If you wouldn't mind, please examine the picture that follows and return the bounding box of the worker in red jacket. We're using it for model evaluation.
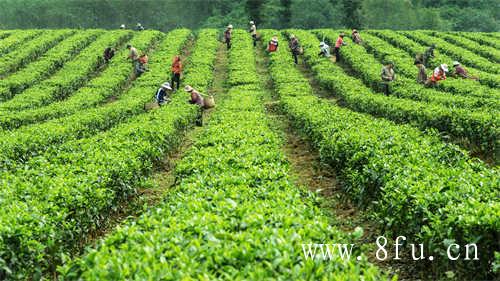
[334,32,347,62]
[426,64,448,87]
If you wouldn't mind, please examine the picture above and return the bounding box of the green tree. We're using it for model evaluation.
[260,0,287,28]
[289,0,341,29]
[246,0,265,24]
[342,0,363,28]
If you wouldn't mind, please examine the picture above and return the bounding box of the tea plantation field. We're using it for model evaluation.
[0,28,498,280]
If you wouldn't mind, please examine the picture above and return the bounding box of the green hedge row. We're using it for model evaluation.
[60,29,388,281]
[369,30,500,89]
[302,30,498,156]
[0,30,11,40]
[334,30,500,110]
[460,32,500,50]
[261,29,499,278]
[0,30,132,113]
[0,30,42,54]
[0,29,198,279]
[0,31,165,168]
[401,31,500,87]
[0,30,73,76]
[0,30,102,100]
[0,31,164,131]
[431,32,500,63]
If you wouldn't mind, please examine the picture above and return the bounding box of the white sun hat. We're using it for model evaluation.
[184,85,194,92]
[228,24,233,29]
[250,21,254,24]
[441,64,449,72]
[452,61,460,66]
[161,82,172,90]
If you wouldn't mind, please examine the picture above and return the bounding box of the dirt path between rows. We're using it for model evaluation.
[53,40,230,280]
[253,42,425,280]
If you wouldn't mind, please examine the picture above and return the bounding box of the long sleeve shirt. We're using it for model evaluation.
[381,66,395,82]
[417,65,427,84]
[289,39,300,53]
[320,44,330,57]
[224,30,232,40]
[335,37,345,48]
[171,58,182,74]
[431,67,446,81]
[352,33,362,44]
[455,66,468,78]
[249,25,256,35]
[190,90,204,107]
[128,47,138,61]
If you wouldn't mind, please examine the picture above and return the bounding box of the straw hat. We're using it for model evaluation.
[441,64,449,72]
[184,85,194,92]
[452,61,460,66]
[161,82,172,90]
[227,24,233,29]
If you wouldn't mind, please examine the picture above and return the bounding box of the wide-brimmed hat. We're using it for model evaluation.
[452,61,460,66]
[441,64,449,72]
[319,41,325,47]
[161,82,172,90]
[352,29,358,33]
[184,85,194,92]
[227,24,233,29]
[120,24,125,28]
[249,21,254,25]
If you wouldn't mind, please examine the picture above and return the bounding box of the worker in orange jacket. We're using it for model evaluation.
[426,64,448,87]
[171,55,182,91]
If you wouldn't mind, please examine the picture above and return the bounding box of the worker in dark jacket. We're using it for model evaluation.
[415,60,427,84]
[352,29,362,44]
[452,61,478,80]
[224,25,233,50]
[381,61,395,95]
[103,47,115,63]
[185,85,204,126]
[423,44,436,67]
[155,82,173,106]
[289,35,300,64]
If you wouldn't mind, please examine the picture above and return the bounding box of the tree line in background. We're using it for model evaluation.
[0,0,498,32]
